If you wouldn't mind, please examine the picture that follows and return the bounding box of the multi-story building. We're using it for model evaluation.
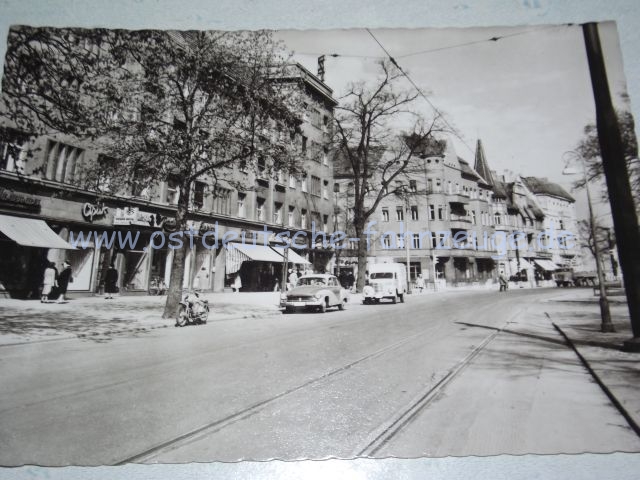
[0,62,337,298]
[333,137,503,288]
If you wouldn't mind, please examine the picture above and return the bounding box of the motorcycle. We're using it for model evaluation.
[148,276,167,296]
[175,290,209,327]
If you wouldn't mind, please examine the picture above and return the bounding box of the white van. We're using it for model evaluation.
[363,263,408,304]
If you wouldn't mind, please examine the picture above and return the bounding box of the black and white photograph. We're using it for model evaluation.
[0,4,640,474]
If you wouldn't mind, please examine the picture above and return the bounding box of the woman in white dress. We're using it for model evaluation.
[41,262,57,303]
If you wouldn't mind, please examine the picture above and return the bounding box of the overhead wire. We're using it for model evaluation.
[365,28,475,155]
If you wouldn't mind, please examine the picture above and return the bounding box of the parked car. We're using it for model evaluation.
[363,263,408,304]
[281,274,349,313]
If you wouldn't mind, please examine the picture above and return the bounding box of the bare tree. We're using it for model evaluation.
[575,109,640,214]
[332,60,444,292]
[1,26,305,318]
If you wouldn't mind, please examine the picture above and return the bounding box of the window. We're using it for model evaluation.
[448,181,452,194]
[273,202,282,224]
[257,156,267,179]
[301,175,308,193]
[288,206,295,227]
[211,187,231,215]
[193,181,206,210]
[409,180,417,193]
[166,176,181,204]
[45,140,84,183]
[289,174,296,188]
[494,212,501,225]
[237,193,246,218]
[427,178,433,192]
[383,235,392,248]
[323,180,329,199]
[0,131,26,173]
[256,197,266,221]
[323,215,329,232]
[412,233,421,249]
[435,179,442,192]
[301,209,308,229]
[410,205,419,221]
[397,234,405,249]
[382,208,390,222]
[455,183,460,193]
[322,147,329,166]
[471,210,477,225]
[437,205,445,221]
[429,205,435,220]
[396,207,404,221]
[301,135,308,155]
[93,155,116,193]
[310,175,322,197]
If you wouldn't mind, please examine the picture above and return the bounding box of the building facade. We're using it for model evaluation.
[0,63,337,298]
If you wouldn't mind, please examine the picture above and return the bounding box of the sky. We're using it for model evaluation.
[274,22,629,213]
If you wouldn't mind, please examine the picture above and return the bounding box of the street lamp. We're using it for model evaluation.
[422,158,438,291]
[562,151,614,333]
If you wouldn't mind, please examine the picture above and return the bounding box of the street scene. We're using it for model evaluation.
[0,21,639,467]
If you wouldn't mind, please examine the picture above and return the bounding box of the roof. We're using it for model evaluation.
[492,180,509,199]
[458,157,491,187]
[522,176,575,202]
[474,139,494,186]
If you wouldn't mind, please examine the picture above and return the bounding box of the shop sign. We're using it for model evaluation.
[82,202,109,222]
[113,207,171,228]
[0,188,41,211]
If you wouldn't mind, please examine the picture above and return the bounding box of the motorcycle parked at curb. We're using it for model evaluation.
[175,290,209,327]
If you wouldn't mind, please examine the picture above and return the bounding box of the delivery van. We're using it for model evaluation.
[363,263,408,304]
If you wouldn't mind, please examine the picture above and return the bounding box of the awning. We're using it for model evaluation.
[0,214,76,249]
[509,258,533,273]
[233,243,285,263]
[534,259,560,271]
[271,246,311,265]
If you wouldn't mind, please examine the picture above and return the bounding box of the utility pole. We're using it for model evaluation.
[583,23,640,350]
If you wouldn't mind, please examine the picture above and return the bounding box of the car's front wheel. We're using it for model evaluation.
[338,299,346,310]
[318,300,327,313]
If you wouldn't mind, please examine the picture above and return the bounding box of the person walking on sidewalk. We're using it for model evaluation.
[498,271,508,292]
[41,262,57,303]
[104,264,119,299]
[56,261,73,303]
[416,273,425,293]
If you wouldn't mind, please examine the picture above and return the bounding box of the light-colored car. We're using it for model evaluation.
[281,274,349,313]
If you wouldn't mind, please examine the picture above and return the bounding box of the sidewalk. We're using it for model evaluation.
[543,288,640,435]
[0,292,282,346]
[380,289,640,456]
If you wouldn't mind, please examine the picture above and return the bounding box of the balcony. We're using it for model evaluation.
[448,193,470,205]
[449,215,471,230]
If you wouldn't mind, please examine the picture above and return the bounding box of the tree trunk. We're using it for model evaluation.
[355,227,368,293]
[162,182,191,320]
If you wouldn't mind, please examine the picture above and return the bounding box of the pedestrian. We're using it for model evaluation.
[195,267,208,292]
[233,273,242,293]
[56,261,73,303]
[498,271,508,292]
[416,273,425,293]
[104,263,119,299]
[41,261,57,303]
[346,271,355,291]
[288,269,298,291]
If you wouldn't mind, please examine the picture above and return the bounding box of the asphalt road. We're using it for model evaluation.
[1,287,637,465]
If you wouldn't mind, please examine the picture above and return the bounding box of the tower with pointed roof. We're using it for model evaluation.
[474,139,494,187]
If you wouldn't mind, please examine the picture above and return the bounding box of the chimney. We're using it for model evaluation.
[317,55,325,82]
